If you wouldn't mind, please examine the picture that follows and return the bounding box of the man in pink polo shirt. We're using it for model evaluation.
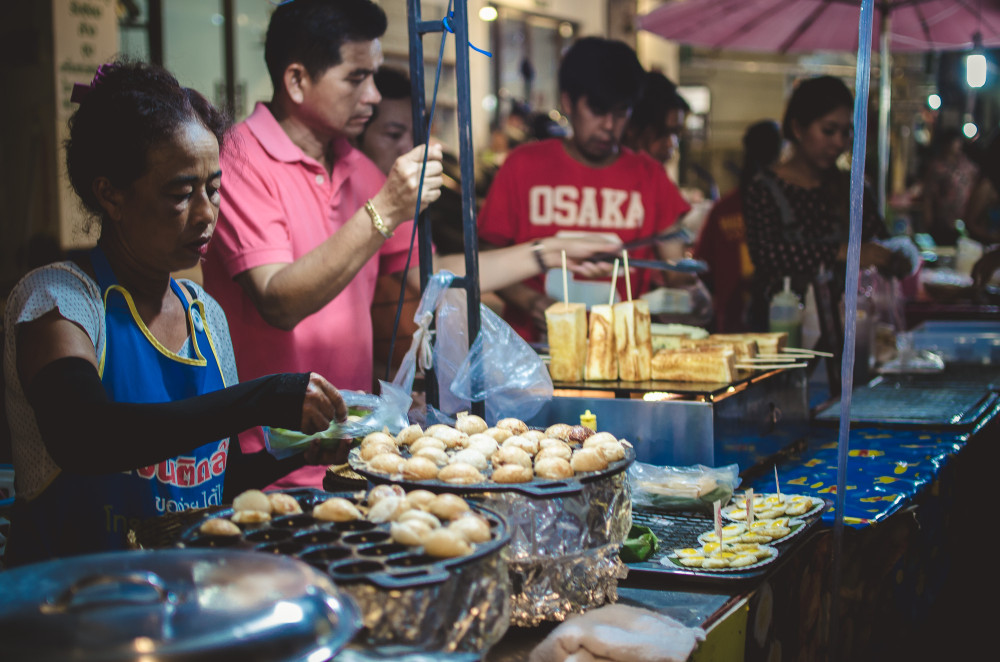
[202,0,444,489]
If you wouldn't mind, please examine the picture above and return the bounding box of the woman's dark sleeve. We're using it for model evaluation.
[25,356,309,474]
[222,435,308,502]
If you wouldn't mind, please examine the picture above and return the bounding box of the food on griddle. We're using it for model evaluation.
[357,420,630,485]
[570,447,608,472]
[545,302,588,382]
[483,426,513,443]
[410,436,447,453]
[567,425,594,444]
[503,434,539,456]
[466,433,500,458]
[268,492,303,515]
[368,452,406,475]
[544,423,574,440]
[231,509,270,524]
[396,423,424,446]
[491,463,534,483]
[429,425,469,449]
[232,488,271,513]
[650,347,737,383]
[449,448,490,472]
[427,493,471,520]
[404,489,437,509]
[492,445,533,469]
[533,456,574,479]
[495,417,529,435]
[710,332,787,355]
[454,412,488,435]
[535,441,573,462]
[367,495,411,523]
[200,518,242,536]
[449,513,492,543]
[413,447,450,467]
[422,528,474,558]
[585,303,617,380]
[401,456,440,481]
[313,497,363,522]
[397,508,442,530]
[613,300,652,381]
[437,461,485,485]
[367,483,406,506]
[360,439,399,461]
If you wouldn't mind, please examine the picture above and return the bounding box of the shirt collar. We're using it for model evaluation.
[245,102,360,169]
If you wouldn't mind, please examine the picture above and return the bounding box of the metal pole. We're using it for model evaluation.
[878,11,891,218]
[450,2,485,418]
[406,1,485,418]
[406,0,439,411]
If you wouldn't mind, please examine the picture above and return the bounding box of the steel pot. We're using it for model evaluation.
[0,548,361,661]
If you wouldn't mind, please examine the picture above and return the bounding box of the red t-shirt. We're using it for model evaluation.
[477,139,690,341]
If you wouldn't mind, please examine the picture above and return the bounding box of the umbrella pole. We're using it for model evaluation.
[878,12,892,218]
[831,0,875,659]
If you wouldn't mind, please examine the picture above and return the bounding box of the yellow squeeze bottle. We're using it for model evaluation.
[580,409,597,430]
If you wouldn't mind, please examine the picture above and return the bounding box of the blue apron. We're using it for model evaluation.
[8,247,229,563]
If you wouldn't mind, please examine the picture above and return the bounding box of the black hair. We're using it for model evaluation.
[781,75,854,143]
[65,59,229,222]
[359,66,412,142]
[741,119,783,188]
[265,0,387,94]
[626,71,690,136]
[558,37,645,114]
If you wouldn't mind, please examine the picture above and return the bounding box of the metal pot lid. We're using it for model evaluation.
[0,548,362,662]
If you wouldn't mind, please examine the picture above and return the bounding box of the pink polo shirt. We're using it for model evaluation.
[203,102,417,489]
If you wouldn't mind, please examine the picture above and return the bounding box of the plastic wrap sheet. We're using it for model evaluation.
[480,471,632,626]
[340,546,511,654]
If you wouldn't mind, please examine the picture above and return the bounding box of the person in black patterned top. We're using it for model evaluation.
[742,76,895,332]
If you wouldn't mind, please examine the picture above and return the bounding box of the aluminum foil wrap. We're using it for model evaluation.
[340,545,511,654]
[479,470,632,626]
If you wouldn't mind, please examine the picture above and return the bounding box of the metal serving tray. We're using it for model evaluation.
[624,503,824,584]
[529,368,810,470]
[176,488,509,590]
[814,372,1000,429]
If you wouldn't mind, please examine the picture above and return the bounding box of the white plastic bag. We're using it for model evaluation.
[393,271,553,425]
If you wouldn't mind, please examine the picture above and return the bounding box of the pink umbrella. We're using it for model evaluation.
[638,0,1000,54]
[639,0,1000,212]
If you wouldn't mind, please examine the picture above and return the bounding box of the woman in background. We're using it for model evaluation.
[742,76,897,334]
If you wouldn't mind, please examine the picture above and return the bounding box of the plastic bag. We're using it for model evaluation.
[628,462,740,514]
[264,380,412,460]
[448,294,553,425]
[394,271,553,425]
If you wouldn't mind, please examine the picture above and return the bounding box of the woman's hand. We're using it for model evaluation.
[300,373,347,434]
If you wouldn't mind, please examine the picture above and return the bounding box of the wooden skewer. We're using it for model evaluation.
[736,362,809,370]
[623,249,632,302]
[608,258,620,307]
[782,347,834,357]
[561,249,569,307]
[744,356,800,362]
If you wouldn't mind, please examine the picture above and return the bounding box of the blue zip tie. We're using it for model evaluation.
[442,11,492,57]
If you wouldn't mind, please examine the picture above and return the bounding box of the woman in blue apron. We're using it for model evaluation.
[3,61,348,566]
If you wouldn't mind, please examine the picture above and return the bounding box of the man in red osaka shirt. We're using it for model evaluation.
[477,37,690,343]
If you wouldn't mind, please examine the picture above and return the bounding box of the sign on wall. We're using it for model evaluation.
[53,0,118,249]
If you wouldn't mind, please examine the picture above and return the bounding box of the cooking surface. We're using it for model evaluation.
[814,370,1000,428]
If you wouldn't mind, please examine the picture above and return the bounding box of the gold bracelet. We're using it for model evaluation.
[531,240,548,274]
[365,199,393,239]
